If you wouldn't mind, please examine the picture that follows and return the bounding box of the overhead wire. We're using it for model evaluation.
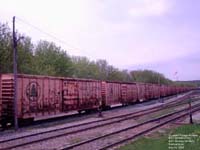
[15,16,92,56]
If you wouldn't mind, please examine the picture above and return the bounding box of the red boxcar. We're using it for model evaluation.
[8,74,63,120]
[149,84,155,99]
[121,83,138,104]
[153,84,160,98]
[137,83,146,102]
[103,81,122,106]
[0,74,102,126]
[160,85,164,97]
[0,73,193,127]
[62,79,101,112]
[145,84,153,100]
[0,74,15,125]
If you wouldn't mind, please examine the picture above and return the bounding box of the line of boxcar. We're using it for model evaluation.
[0,73,194,127]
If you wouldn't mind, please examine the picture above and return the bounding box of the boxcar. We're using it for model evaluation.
[145,84,152,100]
[103,81,122,107]
[4,74,63,121]
[0,74,15,125]
[160,85,166,97]
[149,84,155,99]
[0,74,102,126]
[121,83,138,104]
[62,79,101,113]
[137,83,146,102]
[153,84,160,99]
[0,73,193,127]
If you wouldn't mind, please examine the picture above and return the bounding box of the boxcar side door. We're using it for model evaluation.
[62,80,79,112]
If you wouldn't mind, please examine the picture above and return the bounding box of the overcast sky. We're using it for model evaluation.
[0,0,199,80]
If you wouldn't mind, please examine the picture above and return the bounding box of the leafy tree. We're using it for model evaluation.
[34,40,73,76]
[130,70,173,85]
[17,35,35,74]
[0,21,195,87]
[0,23,13,73]
[71,56,99,79]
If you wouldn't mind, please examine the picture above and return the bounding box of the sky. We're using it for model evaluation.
[0,0,199,81]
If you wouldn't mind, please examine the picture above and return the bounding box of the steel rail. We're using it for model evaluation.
[99,106,200,150]
[0,94,194,149]
[0,93,190,144]
[61,102,200,150]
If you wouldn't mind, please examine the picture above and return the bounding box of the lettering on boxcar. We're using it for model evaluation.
[26,81,41,101]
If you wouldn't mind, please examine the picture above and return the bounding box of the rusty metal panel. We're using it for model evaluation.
[149,84,155,99]
[160,85,166,97]
[153,85,160,98]
[144,83,155,100]
[121,84,127,104]
[137,83,146,102]
[145,84,151,100]
[166,86,171,96]
[121,84,137,103]
[105,82,121,106]
[172,86,176,95]
[17,75,62,119]
[1,74,14,125]
[165,86,169,96]
[101,82,106,107]
[62,80,79,111]
[62,79,101,112]
[78,81,101,110]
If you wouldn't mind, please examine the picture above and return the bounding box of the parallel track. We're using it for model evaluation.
[61,102,200,150]
[0,92,195,150]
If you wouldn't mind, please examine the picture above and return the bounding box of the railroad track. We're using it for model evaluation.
[60,102,200,150]
[0,92,196,150]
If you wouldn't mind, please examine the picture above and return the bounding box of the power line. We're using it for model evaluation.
[15,16,91,55]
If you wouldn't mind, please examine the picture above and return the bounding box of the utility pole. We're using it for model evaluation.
[13,16,18,130]
[188,97,193,124]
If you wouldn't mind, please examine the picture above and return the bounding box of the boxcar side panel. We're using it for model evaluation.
[137,83,146,102]
[105,82,121,106]
[62,80,79,112]
[145,84,150,100]
[18,75,62,119]
[1,74,14,125]
[122,84,138,104]
[78,81,101,110]
[153,85,160,98]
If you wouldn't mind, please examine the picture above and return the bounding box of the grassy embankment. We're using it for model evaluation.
[119,124,200,150]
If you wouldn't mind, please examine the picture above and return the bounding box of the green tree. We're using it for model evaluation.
[0,23,13,73]
[71,56,99,79]
[17,35,35,74]
[34,40,73,76]
[130,70,173,85]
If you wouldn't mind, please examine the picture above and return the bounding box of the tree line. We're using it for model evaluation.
[0,22,195,86]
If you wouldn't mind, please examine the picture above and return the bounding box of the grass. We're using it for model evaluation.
[119,124,200,150]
